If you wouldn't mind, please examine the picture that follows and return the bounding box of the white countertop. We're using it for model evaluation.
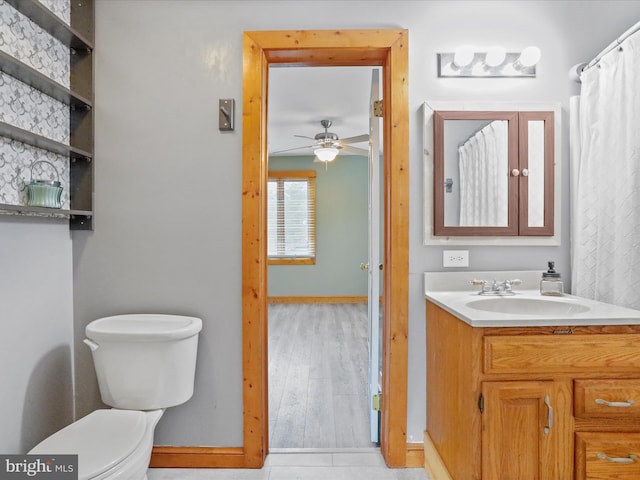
[424,271,640,327]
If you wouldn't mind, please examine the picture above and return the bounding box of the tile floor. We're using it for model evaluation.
[148,449,431,480]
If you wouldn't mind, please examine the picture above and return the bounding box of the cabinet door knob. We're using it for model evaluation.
[511,168,520,177]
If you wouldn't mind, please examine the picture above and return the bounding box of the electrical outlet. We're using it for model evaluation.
[443,250,469,268]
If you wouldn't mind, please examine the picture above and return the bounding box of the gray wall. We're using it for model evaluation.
[268,155,368,297]
[67,0,640,447]
[0,218,74,453]
[0,1,75,454]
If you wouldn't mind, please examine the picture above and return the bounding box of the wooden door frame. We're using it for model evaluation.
[241,29,409,467]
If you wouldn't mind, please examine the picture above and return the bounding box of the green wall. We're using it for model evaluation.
[268,155,368,297]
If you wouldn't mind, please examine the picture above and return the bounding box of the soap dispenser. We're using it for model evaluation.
[540,261,563,296]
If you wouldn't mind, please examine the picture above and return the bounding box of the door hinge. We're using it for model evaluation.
[478,393,484,413]
[373,100,383,117]
[372,393,382,411]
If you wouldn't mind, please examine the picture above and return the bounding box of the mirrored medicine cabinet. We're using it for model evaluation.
[423,102,560,246]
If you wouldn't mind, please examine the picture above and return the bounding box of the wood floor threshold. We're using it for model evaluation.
[269,447,381,454]
[268,295,367,304]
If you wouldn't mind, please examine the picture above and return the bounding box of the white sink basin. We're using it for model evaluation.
[424,271,640,327]
[466,297,591,316]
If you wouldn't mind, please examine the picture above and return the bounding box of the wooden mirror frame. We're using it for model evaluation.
[433,110,554,237]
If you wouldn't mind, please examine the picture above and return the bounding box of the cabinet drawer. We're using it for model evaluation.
[484,334,640,374]
[575,379,640,418]
[576,432,640,480]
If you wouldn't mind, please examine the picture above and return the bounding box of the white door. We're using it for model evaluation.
[367,68,382,444]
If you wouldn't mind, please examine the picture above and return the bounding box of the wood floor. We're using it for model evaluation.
[268,303,375,449]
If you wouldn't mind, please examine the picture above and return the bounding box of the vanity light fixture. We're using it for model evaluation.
[438,45,541,77]
[314,146,339,162]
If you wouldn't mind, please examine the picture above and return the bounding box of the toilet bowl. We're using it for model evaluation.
[28,314,202,480]
[29,409,162,480]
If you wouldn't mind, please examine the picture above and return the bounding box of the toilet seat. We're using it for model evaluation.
[29,409,146,480]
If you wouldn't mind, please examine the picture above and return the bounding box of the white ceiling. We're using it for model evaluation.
[267,66,376,156]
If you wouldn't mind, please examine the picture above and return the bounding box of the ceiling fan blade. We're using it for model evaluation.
[340,145,369,155]
[270,144,315,155]
[339,134,369,145]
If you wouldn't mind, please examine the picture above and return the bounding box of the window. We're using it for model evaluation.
[267,170,316,265]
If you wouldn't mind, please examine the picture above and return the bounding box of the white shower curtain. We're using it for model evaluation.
[459,121,508,226]
[572,30,640,309]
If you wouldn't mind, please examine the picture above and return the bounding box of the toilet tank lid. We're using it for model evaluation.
[28,409,146,479]
[86,314,202,342]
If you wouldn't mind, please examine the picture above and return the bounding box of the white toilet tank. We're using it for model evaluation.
[85,314,202,410]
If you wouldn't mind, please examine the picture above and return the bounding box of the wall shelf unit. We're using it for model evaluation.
[0,0,94,230]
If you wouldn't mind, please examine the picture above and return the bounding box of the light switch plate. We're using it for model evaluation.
[443,250,469,268]
[219,99,235,131]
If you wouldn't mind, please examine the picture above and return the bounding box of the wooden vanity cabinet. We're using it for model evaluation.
[425,301,640,480]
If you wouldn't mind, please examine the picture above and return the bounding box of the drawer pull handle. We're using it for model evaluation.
[544,395,553,435]
[595,398,635,408]
[596,453,638,464]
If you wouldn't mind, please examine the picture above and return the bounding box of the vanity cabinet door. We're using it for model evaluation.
[482,381,561,480]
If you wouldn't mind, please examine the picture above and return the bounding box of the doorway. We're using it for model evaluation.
[241,29,409,467]
[266,65,375,449]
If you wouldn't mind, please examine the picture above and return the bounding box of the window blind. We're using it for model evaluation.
[267,170,316,264]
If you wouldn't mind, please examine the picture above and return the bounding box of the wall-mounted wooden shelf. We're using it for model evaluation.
[4,0,93,51]
[0,0,94,230]
[0,203,93,229]
[0,121,92,161]
[0,50,92,109]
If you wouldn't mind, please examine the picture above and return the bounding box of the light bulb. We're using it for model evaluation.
[485,46,506,68]
[453,46,475,68]
[518,46,541,67]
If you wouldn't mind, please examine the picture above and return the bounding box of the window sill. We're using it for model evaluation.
[268,257,316,266]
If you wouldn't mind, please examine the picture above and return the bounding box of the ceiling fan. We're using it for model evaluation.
[272,119,369,162]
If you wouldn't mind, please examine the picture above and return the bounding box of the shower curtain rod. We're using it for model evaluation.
[581,20,640,74]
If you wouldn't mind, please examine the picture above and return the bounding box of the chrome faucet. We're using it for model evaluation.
[471,278,522,295]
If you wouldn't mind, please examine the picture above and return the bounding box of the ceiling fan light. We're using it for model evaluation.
[314,147,339,162]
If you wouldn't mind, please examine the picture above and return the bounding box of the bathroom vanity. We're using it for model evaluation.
[424,271,640,480]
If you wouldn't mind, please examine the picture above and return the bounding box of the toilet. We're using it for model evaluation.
[29,314,202,480]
